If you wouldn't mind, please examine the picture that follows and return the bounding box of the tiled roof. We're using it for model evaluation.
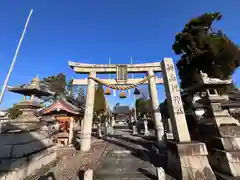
[41,99,84,115]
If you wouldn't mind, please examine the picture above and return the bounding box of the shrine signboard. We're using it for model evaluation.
[116,65,128,81]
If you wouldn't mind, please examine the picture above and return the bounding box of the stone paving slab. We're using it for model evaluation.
[94,130,156,180]
[94,129,177,180]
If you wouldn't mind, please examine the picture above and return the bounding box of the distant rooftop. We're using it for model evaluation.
[113,106,130,115]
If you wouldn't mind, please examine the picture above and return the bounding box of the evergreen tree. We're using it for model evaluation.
[66,79,74,96]
[172,12,240,92]
[41,73,67,104]
[66,79,79,98]
[135,98,151,117]
[93,85,106,115]
[77,87,85,104]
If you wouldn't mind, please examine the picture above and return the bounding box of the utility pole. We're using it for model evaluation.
[0,9,33,104]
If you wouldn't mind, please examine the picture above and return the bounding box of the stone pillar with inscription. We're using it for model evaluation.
[161,58,216,180]
[148,69,164,141]
[68,117,74,146]
[80,72,96,152]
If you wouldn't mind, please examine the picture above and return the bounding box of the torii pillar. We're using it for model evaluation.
[148,69,164,142]
[80,72,96,152]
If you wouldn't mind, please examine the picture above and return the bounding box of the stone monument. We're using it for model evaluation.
[161,58,215,180]
[188,72,240,178]
[6,75,54,131]
[0,76,57,180]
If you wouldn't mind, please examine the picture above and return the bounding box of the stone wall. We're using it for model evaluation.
[0,131,58,180]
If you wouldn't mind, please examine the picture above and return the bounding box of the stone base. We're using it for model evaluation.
[144,130,150,136]
[56,146,76,157]
[214,171,240,180]
[198,124,240,177]
[198,124,240,139]
[132,126,137,135]
[165,132,174,140]
[0,146,57,180]
[208,137,240,151]
[2,121,43,132]
[209,149,240,177]
[166,141,216,180]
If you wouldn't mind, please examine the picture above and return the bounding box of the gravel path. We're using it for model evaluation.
[26,128,176,180]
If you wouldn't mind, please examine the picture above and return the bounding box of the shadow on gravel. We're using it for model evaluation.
[38,172,56,180]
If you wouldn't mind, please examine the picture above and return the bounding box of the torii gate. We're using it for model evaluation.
[68,57,191,151]
[68,58,215,180]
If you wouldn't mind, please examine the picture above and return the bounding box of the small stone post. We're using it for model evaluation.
[97,122,102,138]
[79,166,93,180]
[156,167,166,180]
[68,117,74,145]
[144,120,149,135]
[103,120,108,139]
[80,72,96,152]
[148,69,164,141]
[84,169,93,180]
[111,116,115,127]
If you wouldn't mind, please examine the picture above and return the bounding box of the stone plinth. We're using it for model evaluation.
[1,100,43,132]
[0,147,57,180]
[201,127,240,176]
[196,93,240,177]
[209,149,240,177]
[0,130,57,180]
[0,131,53,159]
[15,100,41,121]
[1,121,42,132]
[166,141,216,180]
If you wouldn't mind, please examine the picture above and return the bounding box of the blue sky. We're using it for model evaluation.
[0,0,239,109]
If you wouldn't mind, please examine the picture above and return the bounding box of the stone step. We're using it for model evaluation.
[214,171,236,180]
[99,159,150,168]
[96,162,153,174]
[94,176,150,180]
[94,172,151,179]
